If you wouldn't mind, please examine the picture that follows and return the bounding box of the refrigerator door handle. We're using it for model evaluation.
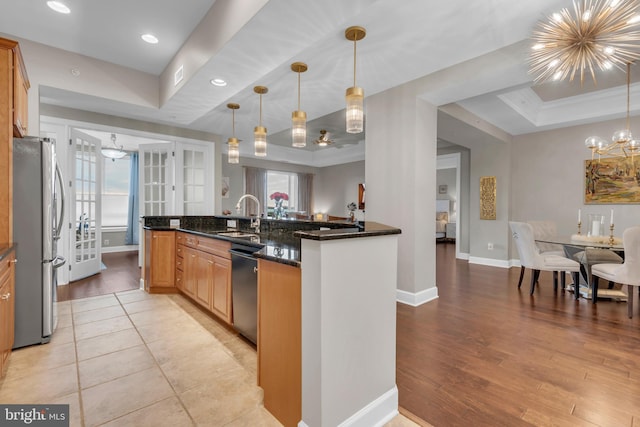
[55,163,65,239]
[52,255,66,270]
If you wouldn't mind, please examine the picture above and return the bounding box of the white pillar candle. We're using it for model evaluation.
[610,208,614,226]
[592,220,600,236]
[578,209,581,223]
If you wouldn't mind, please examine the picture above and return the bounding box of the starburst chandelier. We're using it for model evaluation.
[529,0,640,84]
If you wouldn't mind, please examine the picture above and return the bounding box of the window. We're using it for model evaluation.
[102,156,130,227]
[266,171,298,214]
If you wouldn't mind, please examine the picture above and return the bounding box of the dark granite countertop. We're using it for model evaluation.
[143,217,400,267]
[294,221,401,241]
[143,225,301,267]
[0,243,16,261]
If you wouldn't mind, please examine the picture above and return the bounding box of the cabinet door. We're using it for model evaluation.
[194,252,213,308]
[0,251,15,378]
[211,256,232,324]
[12,45,29,138]
[150,231,175,288]
[181,247,197,298]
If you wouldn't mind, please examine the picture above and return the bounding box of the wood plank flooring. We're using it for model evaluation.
[57,251,140,301]
[397,242,640,427]
[58,245,640,426]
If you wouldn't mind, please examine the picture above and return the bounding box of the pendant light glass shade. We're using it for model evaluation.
[292,110,307,147]
[291,62,308,147]
[253,86,268,157]
[228,137,240,164]
[345,26,366,134]
[345,86,364,134]
[101,133,126,159]
[254,126,267,157]
[226,103,240,164]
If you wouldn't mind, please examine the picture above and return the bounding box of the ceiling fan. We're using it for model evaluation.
[314,129,334,147]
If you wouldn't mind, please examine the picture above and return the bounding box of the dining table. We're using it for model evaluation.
[535,235,626,301]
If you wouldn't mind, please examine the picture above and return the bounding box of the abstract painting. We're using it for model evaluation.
[584,158,640,204]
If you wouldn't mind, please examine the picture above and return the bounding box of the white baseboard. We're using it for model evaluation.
[102,245,139,254]
[298,386,398,427]
[396,287,438,307]
[468,256,510,268]
[457,252,470,260]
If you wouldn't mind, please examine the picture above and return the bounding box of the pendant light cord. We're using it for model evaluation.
[297,71,301,110]
[627,62,631,131]
[259,94,263,126]
[353,38,357,87]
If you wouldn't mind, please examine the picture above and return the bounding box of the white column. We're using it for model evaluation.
[365,86,438,305]
[300,234,399,427]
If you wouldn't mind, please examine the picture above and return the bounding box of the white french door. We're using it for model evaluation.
[69,129,102,281]
[139,143,175,216]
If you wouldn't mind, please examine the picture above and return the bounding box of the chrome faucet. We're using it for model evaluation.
[236,194,261,233]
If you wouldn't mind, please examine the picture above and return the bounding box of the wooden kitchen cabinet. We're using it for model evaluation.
[257,259,301,427]
[143,230,176,293]
[210,255,231,323]
[175,232,232,325]
[0,249,16,378]
[1,37,29,244]
[12,44,28,138]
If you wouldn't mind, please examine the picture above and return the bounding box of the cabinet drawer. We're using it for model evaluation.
[196,236,231,259]
[176,244,185,262]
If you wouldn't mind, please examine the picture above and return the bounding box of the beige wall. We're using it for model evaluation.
[510,116,640,258]
[314,161,365,220]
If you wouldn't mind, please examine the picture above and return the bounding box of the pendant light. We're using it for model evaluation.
[226,103,240,164]
[101,133,127,160]
[254,86,268,157]
[345,26,366,134]
[291,62,308,147]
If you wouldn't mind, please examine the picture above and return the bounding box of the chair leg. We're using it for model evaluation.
[628,285,634,319]
[518,266,525,289]
[592,276,599,304]
[553,271,558,291]
[560,271,566,293]
[534,269,541,284]
[530,270,538,295]
[573,272,580,300]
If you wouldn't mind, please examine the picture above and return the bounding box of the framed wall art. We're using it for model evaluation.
[585,158,640,204]
[480,176,496,220]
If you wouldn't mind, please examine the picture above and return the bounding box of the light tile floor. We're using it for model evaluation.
[0,289,422,426]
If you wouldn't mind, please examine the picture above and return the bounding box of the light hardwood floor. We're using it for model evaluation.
[397,242,640,427]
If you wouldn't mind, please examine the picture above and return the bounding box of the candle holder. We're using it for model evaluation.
[577,221,582,235]
[609,224,615,246]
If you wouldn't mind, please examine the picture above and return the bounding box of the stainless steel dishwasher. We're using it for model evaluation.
[229,243,262,344]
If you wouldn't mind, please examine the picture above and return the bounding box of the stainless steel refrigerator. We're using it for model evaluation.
[13,136,66,348]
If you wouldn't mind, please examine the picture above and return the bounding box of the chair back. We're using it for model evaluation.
[528,220,562,253]
[622,226,640,279]
[509,221,543,269]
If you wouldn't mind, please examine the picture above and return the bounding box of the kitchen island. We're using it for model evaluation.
[143,216,401,427]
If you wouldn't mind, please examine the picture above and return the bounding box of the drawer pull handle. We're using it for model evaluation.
[1,293,10,300]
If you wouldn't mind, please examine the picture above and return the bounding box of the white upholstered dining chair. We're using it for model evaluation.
[591,226,640,318]
[510,222,581,296]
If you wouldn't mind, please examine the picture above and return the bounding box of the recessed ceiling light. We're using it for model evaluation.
[141,34,159,44]
[210,78,227,87]
[47,1,70,14]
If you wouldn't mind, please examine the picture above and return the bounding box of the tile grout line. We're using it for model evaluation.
[69,294,89,427]
[106,290,199,426]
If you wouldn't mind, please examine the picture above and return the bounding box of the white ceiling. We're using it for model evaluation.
[1,0,638,162]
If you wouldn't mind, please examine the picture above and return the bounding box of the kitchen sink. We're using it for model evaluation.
[217,231,259,239]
